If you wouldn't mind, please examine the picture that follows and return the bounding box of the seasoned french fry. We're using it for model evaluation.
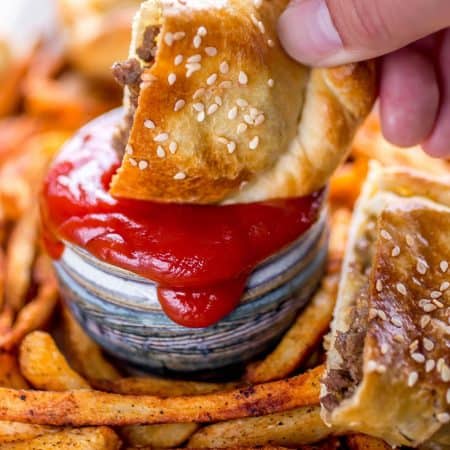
[0,427,121,449]
[92,376,239,397]
[0,279,58,351]
[62,306,121,382]
[19,331,90,391]
[0,306,13,336]
[0,421,58,443]
[346,435,391,450]
[0,354,28,389]
[125,447,292,450]
[0,248,5,312]
[0,366,323,426]
[4,206,39,311]
[187,406,334,448]
[246,277,338,384]
[121,423,199,448]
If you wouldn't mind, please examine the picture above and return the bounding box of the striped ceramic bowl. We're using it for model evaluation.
[55,208,328,374]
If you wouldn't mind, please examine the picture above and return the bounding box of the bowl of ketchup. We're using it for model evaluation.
[41,109,328,374]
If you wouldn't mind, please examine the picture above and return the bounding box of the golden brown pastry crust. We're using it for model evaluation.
[322,163,450,447]
[109,0,376,204]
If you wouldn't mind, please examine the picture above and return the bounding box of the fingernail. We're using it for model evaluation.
[279,0,343,66]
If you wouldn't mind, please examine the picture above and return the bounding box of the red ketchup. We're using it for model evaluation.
[41,113,324,328]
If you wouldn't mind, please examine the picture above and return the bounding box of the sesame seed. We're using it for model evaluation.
[207,73,218,85]
[381,229,392,240]
[368,308,378,321]
[239,71,249,85]
[441,365,450,382]
[154,133,169,143]
[140,81,151,90]
[228,106,238,120]
[193,102,205,112]
[423,338,434,351]
[391,317,402,327]
[437,358,445,371]
[440,260,449,272]
[257,20,265,33]
[440,281,449,291]
[394,334,404,343]
[205,47,218,56]
[164,33,174,46]
[174,172,186,180]
[381,343,389,355]
[169,142,178,154]
[193,35,202,48]
[197,111,206,122]
[174,99,186,112]
[250,13,259,26]
[207,104,219,115]
[237,123,248,134]
[236,98,248,108]
[411,352,425,363]
[187,54,202,63]
[255,114,265,126]
[138,160,148,170]
[409,340,419,352]
[141,73,155,82]
[227,141,236,154]
[416,259,428,274]
[186,63,201,77]
[446,388,450,404]
[215,96,223,106]
[408,372,418,387]
[412,277,421,286]
[254,0,263,8]
[173,31,186,41]
[197,26,207,37]
[144,120,155,129]
[268,78,275,87]
[425,360,435,372]
[156,146,166,158]
[217,137,228,145]
[168,73,177,85]
[423,303,437,313]
[376,280,383,292]
[129,158,137,167]
[406,235,414,246]
[391,246,400,257]
[378,310,387,321]
[367,360,377,372]
[220,61,229,74]
[431,291,443,299]
[174,55,184,66]
[249,107,259,118]
[420,315,431,328]
[125,145,133,155]
[219,81,233,89]
[249,136,260,150]
[437,413,450,424]
[193,88,205,99]
[244,115,254,125]
[396,283,407,296]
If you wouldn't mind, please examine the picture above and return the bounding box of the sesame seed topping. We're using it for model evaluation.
[140,81,151,90]
[156,146,166,158]
[186,63,201,78]
[239,71,249,85]
[174,55,184,66]
[423,338,434,351]
[168,73,177,85]
[164,33,174,46]
[193,35,202,48]
[380,229,392,240]
[412,277,421,286]
[391,317,402,327]
[220,62,229,74]
[255,114,265,126]
[144,120,155,129]
[440,281,449,291]
[207,73,218,85]
[244,115,254,125]
[205,47,218,56]
[227,141,236,154]
[138,160,148,170]
[174,172,186,180]
[441,365,450,382]
[237,123,248,134]
[394,334,404,343]
[174,99,186,112]
[268,78,275,87]
[193,102,205,112]
[446,388,450,404]
[173,31,186,41]
[437,413,450,424]
[408,372,418,387]
[207,104,219,115]
[197,26,207,37]
[228,106,238,120]
[440,260,449,272]
[378,310,387,321]
[129,158,137,167]
[249,108,259,118]
[249,136,260,150]
[367,360,378,372]
[219,81,233,89]
[267,39,275,47]
[423,303,437,313]
[411,352,425,363]
[125,145,133,155]
[169,142,178,154]
[250,13,259,26]
[215,96,223,106]
[376,280,383,292]
[154,133,169,143]
[391,246,400,257]
[193,88,205,99]
[254,0,263,8]
[381,343,389,355]
[431,291,442,299]
[187,54,202,63]
[217,137,228,145]
[409,340,419,352]
[257,20,265,33]
[416,258,428,274]
[197,111,206,122]
[425,360,435,372]
[396,283,407,296]
[420,315,431,328]
[141,73,155,82]
[237,98,249,108]
[437,358,445,371]
[368,308,378,321]
[406,235,414,246]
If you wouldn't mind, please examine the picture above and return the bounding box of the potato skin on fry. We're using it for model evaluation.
[0,421,58,443]
[346,435,391,450]
[0,354,28,390]
[0,427,121,449]
[0,366,322,426]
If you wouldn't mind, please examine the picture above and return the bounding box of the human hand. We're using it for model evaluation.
[278,0,450,157]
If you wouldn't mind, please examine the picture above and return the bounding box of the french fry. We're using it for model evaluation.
[121,423,199,448]
[245,277,338,384]
[0,306,13,336]
[346,435,391,450]
[0,366,323,426]
[187,406,334,448]
[19,331,90,391]
[4,206,39,312]
[0,427,121,450]
[62,306,121,382]
[0,354,28,390]
[0,421,58,444]
[0,278,58,351]
[125,447,292,450]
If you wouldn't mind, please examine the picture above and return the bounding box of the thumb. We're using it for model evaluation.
[278,0,450,66]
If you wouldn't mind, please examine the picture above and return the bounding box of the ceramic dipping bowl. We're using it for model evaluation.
[54,205,328,374]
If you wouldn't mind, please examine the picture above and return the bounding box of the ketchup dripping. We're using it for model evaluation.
[41,112,324,328]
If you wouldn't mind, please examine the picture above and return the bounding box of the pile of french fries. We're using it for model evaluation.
[1,26,447,450]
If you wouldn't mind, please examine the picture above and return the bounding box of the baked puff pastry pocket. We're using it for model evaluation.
[321,163,450,448]
[109,0,376,204]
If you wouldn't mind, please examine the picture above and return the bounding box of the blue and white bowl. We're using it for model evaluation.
[55,208,328,374]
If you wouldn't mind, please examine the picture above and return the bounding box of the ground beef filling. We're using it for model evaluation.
[321,221,376,412]
[111,26,160,156]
